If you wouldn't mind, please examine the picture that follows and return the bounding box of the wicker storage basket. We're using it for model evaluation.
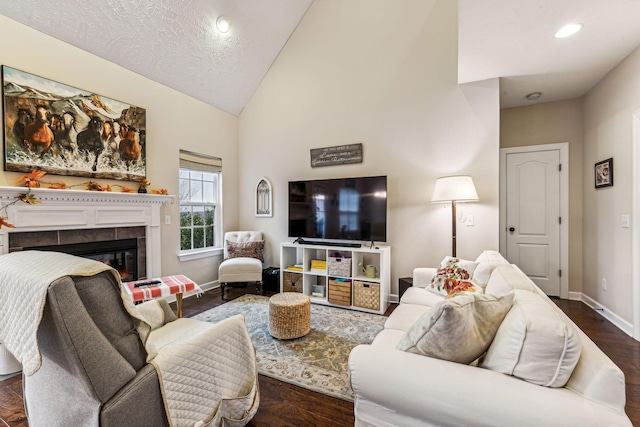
[353,280,380,311]
[328,278,352,306]
[328,256,351,277]
[283,272,303,293]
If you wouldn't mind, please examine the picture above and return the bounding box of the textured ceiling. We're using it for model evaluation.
[459,0,640,108]
[0,0,312,116]
[1,1,639,112]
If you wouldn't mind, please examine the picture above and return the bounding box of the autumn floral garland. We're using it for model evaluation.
[0,169,168,229]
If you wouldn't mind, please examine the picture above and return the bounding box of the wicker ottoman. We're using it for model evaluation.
[268,293,311,339]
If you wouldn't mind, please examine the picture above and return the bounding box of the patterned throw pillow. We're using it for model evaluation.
[226,240,265,262]
[427,256,479,297]
[395,291,515,364]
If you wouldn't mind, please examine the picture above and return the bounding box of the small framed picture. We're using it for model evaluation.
[595,158,613,188]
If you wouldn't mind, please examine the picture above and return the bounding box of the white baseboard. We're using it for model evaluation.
[580,293,634,338]
[390,293,400,304]
[568,291,582,301]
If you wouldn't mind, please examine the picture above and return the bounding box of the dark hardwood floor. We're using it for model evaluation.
[1,287,639,426]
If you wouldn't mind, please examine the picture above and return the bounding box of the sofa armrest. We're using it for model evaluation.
[348,345,632,427]
[412,268,437,287]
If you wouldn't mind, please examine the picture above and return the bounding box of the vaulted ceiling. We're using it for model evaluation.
[1,1,639,115]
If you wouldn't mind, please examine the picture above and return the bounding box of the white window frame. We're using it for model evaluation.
[178,150,223,261]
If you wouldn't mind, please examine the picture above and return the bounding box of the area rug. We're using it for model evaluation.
[192,294,387,401]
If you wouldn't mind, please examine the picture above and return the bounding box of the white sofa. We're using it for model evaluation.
[348,250,632,427]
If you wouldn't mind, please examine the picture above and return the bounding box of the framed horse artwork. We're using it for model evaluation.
[2,65,146,181]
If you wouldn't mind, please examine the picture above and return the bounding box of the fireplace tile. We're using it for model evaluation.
[9,231,58,250]
[138,237,147,279]
[116,226,146,239]
[59,228,116,245]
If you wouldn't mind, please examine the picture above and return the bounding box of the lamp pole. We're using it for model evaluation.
[451,200,457,257]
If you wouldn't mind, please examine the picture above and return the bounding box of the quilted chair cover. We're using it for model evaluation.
[0,251,259,427]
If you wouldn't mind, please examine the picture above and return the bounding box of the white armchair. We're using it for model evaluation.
[218,231,264,299]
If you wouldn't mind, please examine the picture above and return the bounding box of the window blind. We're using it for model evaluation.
[179,150,222,172]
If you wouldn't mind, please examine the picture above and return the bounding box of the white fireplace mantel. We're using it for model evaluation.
[0,186,173,277]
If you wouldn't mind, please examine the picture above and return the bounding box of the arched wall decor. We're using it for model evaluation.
[255,177,273,217]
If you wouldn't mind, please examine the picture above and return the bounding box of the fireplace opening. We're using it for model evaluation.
[27,239,139,282]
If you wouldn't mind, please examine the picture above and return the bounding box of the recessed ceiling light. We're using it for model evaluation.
[216,16,230,33]
[525,92,542,101]
[555,23,583,39]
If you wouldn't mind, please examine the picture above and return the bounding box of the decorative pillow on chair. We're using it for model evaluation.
[395,291,514,364]
[427,256,479,296]
[226,240,265,262]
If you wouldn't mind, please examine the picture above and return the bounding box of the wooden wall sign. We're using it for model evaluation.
[310,143,363,168]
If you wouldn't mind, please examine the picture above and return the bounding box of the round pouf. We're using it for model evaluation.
[268,293,311,339]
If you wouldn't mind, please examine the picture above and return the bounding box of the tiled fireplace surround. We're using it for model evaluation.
[0,187,172,278]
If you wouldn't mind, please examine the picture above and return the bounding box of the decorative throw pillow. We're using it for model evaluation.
[427,256,479,296]
[395,291,515,364]
[481,289,582,387]
[226,240,265,262]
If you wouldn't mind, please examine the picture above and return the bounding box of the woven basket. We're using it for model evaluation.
[283,272,303,293]
[353,280,380,311]
[328,256,351,277]
[268,293,311,339]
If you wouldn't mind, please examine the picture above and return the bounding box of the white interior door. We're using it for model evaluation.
[505,149,561,296]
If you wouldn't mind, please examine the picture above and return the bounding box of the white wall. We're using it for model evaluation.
[582,44,640,325]
[239,0,500,297]
[0,15,240,286]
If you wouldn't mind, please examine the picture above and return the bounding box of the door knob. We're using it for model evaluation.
[509,227,515,232]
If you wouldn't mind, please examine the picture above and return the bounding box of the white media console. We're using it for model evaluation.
[280,242,390,315]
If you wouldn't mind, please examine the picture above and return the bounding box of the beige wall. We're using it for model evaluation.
[238,0,501,297]
[582,45,640,325]
[500,99,584,293]
[0,15,240,286]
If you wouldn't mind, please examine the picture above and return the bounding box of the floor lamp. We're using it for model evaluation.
[431,175,479,257]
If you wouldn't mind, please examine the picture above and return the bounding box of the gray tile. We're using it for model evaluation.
[9,231,58,248]
[59,228,116,245]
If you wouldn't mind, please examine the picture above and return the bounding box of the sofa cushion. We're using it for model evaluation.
[400,287,444,307]
[473,250,511,288]
[395,291,514,364]
[481,289,582,387]
[226,239,265,262]
[384,303,432,332]
[489,265,538,294]
[427,256,479,296]
[371,329,406,348]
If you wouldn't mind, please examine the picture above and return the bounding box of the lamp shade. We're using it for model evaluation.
[431,175,479,203]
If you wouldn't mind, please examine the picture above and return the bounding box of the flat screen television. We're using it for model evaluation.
[288,175,387,242]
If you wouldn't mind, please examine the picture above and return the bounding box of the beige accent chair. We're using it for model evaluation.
[218,231,264,299]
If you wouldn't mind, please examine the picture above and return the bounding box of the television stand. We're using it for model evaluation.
[294,239,361,248]
[280,242,391,315]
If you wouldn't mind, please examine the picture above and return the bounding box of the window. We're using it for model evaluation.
[179,150,222,255]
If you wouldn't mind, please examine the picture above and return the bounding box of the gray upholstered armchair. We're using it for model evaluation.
[24,271,169,427]
[0,251,259,427]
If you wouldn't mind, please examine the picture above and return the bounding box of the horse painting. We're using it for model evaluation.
[3,65,146,181]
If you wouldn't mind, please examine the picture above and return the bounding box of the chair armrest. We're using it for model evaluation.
[101,364,169,427]
[348,345,632,427]
[412,267,437,287]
